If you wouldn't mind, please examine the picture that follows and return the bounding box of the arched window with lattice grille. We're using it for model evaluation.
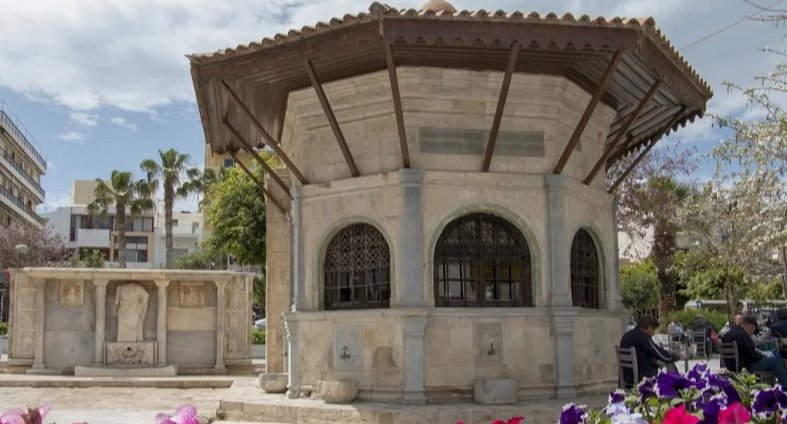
[323,223,391,310]
[570,228,601,309]
[433,213,533,307]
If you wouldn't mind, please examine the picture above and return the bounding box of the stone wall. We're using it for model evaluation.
[571,311,623,392]
[265,170,292,373]
[7,269,253,374]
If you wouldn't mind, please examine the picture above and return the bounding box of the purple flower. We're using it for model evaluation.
[638,377,656,403]
[156,405,199,424]
[699,396,726,424]
[0,405,51,424]
[559,403,587,424]
[752,386,787,418]
[706,374,740,404]
[657,371,693,399]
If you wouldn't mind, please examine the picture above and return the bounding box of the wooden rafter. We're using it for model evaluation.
[583,80,661,185]
[384,40,410,169]
[608,108,686,193]
[230,151,288,215]
[219,79,309,185]
[303,59,360,177]
[553,48,625,175]
[222,116,293,200]
[482,41,520,172]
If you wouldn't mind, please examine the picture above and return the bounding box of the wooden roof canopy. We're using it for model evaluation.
[189,1,712,186]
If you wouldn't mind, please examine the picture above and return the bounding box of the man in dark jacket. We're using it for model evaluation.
[770,309,787,338]
[620,315,680,387]
[722,314,787,386]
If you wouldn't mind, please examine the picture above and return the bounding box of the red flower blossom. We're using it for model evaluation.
[663,405,699,424]
[718,403,752,424]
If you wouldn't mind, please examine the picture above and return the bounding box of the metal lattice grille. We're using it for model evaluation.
[570,229,600,309]
[434,213,532,307]
[324,223,390,310]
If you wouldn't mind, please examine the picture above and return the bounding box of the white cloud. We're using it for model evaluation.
[69,111,97,127]
[57,131,87,144]
[109,116,138,131]
[47,160,58,171]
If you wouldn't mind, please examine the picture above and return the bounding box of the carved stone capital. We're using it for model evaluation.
[154,280,170,290]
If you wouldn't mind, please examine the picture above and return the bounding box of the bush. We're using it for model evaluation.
[659,309,729,333]
[0,322,7,335]
[252,329,265,345]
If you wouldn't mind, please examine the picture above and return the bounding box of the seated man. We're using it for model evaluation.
[620,315,680,387]
[668,317,686,342]
[721,314,787,386]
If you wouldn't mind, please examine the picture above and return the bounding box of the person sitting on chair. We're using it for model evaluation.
[721,313,787,386]
[668,317,686,342]
[620,315,680,387]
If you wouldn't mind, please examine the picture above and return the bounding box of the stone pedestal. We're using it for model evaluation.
[105,341,156,366]
[402,315,427,404]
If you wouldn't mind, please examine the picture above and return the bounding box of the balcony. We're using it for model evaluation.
[158,224,202,238]
[0,146,45,199]
[0,103,46,172]
[76,228,111,248]
[0,184,42,225]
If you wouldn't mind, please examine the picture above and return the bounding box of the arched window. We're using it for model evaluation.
[570,229,601,309]
[324,223,390,310]
[434,213,532,307]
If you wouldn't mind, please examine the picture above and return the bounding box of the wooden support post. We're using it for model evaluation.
[384,40,410,169]
[608,108,686,193]
[220,79,309,185]
[222,116,293,199]
[482,41,520,172]
[303,59,360,177]
[553,48,625,175]
[230,151,289,215]
[583,80,661,185]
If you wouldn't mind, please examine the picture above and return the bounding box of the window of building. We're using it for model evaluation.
[323,223,390,310]
[124,217,154,232]
[570,229,601,309]
[434,213,532,307]
[223,158,234,168]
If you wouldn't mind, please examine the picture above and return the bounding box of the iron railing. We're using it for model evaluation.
[0,146,44,197]
[0,102,46,171]
[0,183,43,224]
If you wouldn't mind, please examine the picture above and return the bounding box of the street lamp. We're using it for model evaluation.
[14,244,29,258]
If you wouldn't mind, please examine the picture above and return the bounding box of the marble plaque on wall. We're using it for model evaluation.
[179,282,204,308]
[60,280,84,307]
[106,342,156,366]
[474,322,503,365]
[334,324,363,371]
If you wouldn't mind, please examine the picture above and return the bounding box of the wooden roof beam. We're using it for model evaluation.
[383,39,410,169]
[583,80,661,185]
[222,116,293,200]
[607,107,686,193]
[482,41,520,172]
[229,151,289,216]
[220,79,309,185]
[303,59,360,177]
[553,48,624,175]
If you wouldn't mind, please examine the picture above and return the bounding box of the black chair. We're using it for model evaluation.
[719,340,774,384]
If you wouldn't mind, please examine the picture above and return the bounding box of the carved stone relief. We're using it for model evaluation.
[115,283,149,342]
[59,280,84,307]
[179,282,205,308]
[106,342,156,366]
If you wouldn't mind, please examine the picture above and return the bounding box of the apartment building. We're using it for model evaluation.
[152,210,203,267]
[0,102,46,227]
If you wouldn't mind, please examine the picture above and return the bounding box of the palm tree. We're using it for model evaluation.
[87,171,154,268]
[140,149,203,268]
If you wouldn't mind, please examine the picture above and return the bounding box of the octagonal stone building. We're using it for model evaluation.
[190,1,711,403]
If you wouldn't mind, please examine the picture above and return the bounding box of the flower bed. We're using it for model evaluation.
[0,404,201,424]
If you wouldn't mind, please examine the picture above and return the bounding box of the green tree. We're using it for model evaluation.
[173,249,225,270]
[141,149,203,268]
[87,170,154,268]
[70,249,107,269]
[620,259,659,313]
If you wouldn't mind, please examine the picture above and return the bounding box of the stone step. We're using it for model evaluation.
[0,376,234,388]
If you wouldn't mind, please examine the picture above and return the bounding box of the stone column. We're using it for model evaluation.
[290,184,306,311]
[399,169,425,307]
[93,279,109,366]
[284,313,299,399]
[608,195,623,311]
[155,280,170,366]
[32,278,46,370]
[214,279,228,372]
[545,174,577,398]
[401,315,427,404]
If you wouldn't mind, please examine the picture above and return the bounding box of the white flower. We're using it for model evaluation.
[611,412,648,424]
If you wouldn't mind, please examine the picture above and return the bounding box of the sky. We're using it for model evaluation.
[0,0,784,213]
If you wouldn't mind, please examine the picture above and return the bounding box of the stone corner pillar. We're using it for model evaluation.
[401,313,428,404]
[608,195,624,311]
[214,279,229,372]
[397,169,426,308]
[290,184,307,312]
[154,280,170,366]
[283,312,300,399]
[32,278,46,370]
[545,174,571,307]
[93,279,110,366]
[551,308,579,399]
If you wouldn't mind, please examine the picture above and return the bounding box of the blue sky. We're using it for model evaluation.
[0,0,784,212]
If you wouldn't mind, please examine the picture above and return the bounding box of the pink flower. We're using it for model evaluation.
[156,405,199,424]
[491,417,524,424]
[718,403,752,424]
[663,405,699,424]
[0,405,51,424]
